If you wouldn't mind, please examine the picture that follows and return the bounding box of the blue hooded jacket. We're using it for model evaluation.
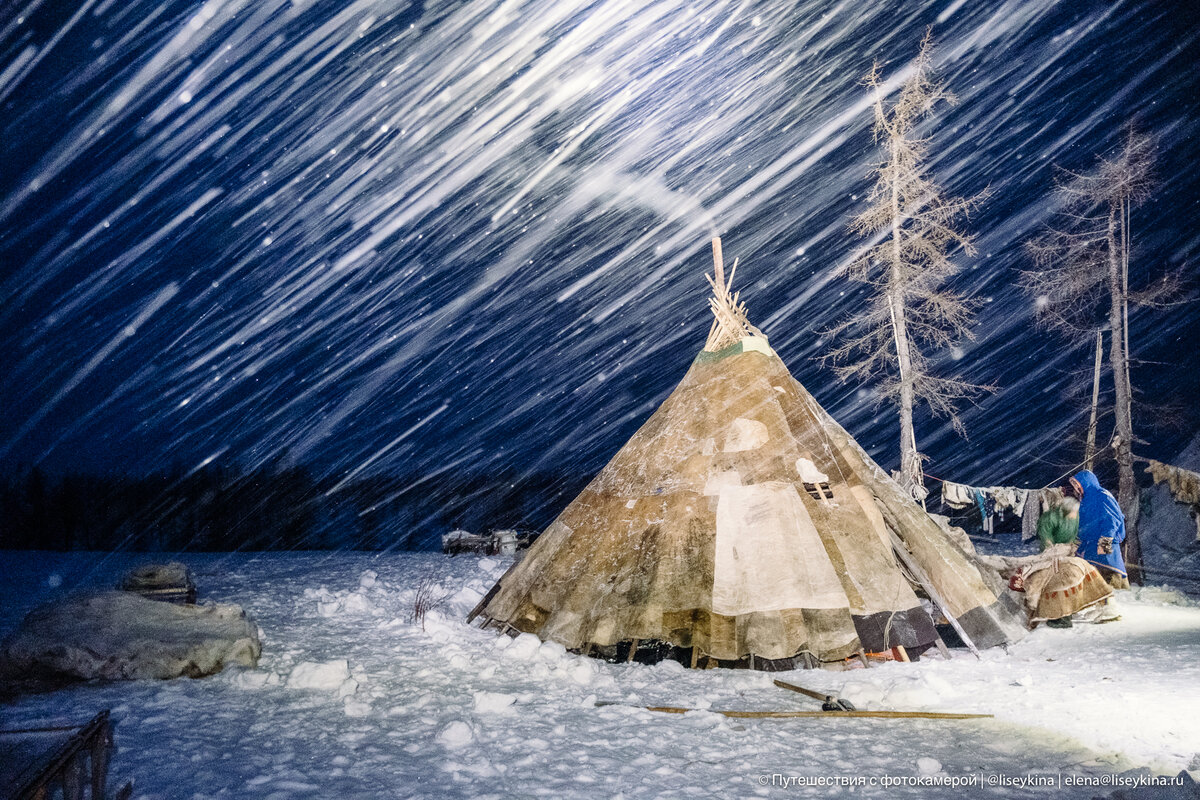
[1073,470,1127,576]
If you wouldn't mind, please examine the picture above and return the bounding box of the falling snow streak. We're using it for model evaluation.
[0,0,1197,502]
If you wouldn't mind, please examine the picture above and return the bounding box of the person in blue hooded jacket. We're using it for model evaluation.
[1069,470,1131,591]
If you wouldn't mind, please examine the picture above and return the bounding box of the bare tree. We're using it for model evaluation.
[1022,126,1162,583]
[829,31,987,500]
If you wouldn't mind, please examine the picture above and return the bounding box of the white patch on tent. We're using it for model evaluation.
[625,499,636,509]
[739,336,773,356]
[703,471,742,496]
[723,418,768,452]
[794,458,829,484]
[773,386,785,393]
[712,482,848,615]
[700,438,716,456]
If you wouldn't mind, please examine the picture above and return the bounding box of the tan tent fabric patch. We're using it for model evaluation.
[724,417,769,452]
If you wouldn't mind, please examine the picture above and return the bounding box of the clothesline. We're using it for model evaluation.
[925,436,1118,496]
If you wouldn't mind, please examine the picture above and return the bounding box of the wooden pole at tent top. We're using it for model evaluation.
[711,237,724,287]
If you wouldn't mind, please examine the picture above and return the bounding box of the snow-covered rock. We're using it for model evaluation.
[0,590,259,682]
[287,659,351,690]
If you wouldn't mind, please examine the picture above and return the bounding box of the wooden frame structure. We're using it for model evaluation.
[0,711,132,800]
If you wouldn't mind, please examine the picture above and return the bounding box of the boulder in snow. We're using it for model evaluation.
[0,590,259,682]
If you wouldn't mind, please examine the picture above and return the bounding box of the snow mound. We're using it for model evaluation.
[0,590,259,681]
[502,632,543,661]
[287,659,351,691]
[472,691,516,713]
[1130,585,1199,607]
[437,720,474,749]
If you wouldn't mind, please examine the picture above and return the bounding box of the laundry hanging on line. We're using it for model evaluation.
[941,480,1030,515]
[939,480,1059,538]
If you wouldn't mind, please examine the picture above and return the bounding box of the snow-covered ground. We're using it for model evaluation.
[2,550,1198,799]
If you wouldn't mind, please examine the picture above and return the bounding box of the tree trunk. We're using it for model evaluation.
[887,140,922,498]
[1107,204,1141,584]
[1085,329,1103,471]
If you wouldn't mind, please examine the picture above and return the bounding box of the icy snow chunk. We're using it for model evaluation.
[492,635,512,651]
[359,570,378,589]
[1133,585,1197,606]
[337,677,359,697]
[317,600,341,617]
[567,661,596,686]
[450,586,483,609]
[536,640,567,663]
[478,558,497,572]
[503,633,542,661]
[473,691,516,713]
[437,721,474,749]
[230,670,272,689]
[917,757,941,775]
[1013,674,1034,687]
[683,710,723,727]
[287,659,350,690]
[343,699,371,717]
[341,592,376,615]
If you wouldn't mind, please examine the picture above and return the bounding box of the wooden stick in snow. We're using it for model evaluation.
[594,702,991,720]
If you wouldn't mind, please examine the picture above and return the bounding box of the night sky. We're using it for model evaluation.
[1,0,1198,514]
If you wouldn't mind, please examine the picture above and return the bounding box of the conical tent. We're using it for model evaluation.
[475,241,1025,665]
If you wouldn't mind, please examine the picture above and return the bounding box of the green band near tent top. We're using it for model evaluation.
[694,338,771,364]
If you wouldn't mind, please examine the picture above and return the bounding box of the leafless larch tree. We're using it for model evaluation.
[829,31,987,502]
[1023,127,1167,584]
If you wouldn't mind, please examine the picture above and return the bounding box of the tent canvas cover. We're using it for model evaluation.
[475,241,1025,666]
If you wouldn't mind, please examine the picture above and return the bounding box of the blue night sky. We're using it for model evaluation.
[1,0,1198,506]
